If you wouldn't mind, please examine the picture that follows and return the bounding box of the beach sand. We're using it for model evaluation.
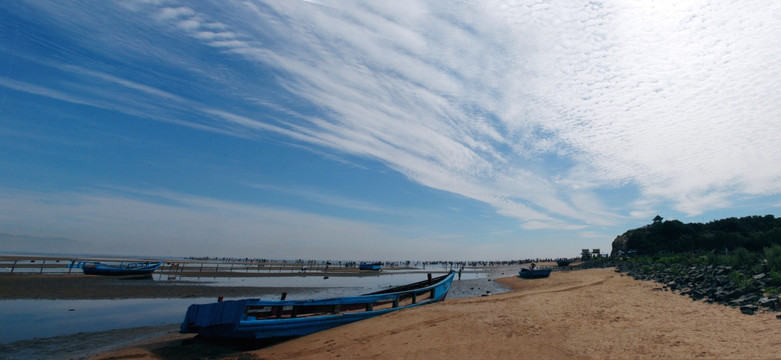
[88,267,781,359]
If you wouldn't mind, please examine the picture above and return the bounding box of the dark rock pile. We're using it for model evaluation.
[574,260,780,315]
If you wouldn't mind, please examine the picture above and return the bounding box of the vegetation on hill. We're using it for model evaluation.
[602,215,781,310]
[611,215,781,256]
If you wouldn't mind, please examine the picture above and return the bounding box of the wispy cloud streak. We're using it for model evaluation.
[4,0,781,233]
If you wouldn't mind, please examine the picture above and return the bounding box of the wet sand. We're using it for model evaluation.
[89,267,781,360]
[0,266,513,359]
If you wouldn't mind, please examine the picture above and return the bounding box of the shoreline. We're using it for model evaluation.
[0,266,517,359]
[0,265,514,300]
[86,267,781,360]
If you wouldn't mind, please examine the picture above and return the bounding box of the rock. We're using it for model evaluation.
[758,297,778,309]
[715,266,731,275]
[691,289,706,300]
[740,305,757,315]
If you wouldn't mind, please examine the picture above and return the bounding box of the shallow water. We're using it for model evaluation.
[0,271,500,344]
[0,298,201,343]
[0,270,514,360]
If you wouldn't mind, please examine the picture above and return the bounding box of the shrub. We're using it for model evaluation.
[767,271,781,288]
[728,270,756,291]
[729,247,757,268]
[765,244,781,272]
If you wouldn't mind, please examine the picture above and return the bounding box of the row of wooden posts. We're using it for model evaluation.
[1,259,373,275]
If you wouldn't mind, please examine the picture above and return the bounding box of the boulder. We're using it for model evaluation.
[610,234,629,257]
[758,297,778,309]
[740,305,757,315]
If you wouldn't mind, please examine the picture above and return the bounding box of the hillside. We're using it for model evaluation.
[611,215,781,256]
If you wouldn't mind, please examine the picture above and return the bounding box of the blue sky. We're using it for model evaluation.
[1,1,780,260]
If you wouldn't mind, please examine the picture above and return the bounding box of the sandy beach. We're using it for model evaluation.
[83,267,781,360]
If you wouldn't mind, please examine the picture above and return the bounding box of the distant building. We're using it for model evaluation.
[653,215,663,224]
[581,248,602,260]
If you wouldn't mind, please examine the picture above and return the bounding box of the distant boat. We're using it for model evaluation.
[181,270,456,340]
[69,260,162,276]
[359,262,382,271]
[518,266,551,279]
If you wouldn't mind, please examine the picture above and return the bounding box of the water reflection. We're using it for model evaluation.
[0,298,202,343]
[0,271,490,344]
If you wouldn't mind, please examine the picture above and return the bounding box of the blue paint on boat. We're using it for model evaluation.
[181,270,456,339]
[358,262,382,271]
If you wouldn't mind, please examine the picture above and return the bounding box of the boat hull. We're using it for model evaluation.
[359,263,382,271]
[181,271,456,340]
[518,268,551,279]
[76,261,162,276]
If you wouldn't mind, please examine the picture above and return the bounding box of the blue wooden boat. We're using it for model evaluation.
[69,260,162,276]
[359,262,382,271]
[518,266,551,279]
[180,270,456,340]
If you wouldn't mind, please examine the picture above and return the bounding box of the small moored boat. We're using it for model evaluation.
[180,270,456,340]
[70,260,162,276]
[359,262,382,271]
[518,266,551,279]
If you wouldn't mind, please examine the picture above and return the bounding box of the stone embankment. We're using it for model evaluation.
[575,260,780,315]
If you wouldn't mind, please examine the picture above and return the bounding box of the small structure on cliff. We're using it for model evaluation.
[581,248,601,260]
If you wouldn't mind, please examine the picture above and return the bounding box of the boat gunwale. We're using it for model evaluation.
[241,271,454,308]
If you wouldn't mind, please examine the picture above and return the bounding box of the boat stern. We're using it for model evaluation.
[181,299,257,337]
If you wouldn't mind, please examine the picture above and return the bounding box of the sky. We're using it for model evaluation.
[1,0,780,261]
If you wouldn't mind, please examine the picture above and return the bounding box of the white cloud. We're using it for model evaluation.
[6,0,781,236]
[0,188,426,259]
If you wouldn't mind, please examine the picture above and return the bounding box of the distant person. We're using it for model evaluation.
[458,268,462,280]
